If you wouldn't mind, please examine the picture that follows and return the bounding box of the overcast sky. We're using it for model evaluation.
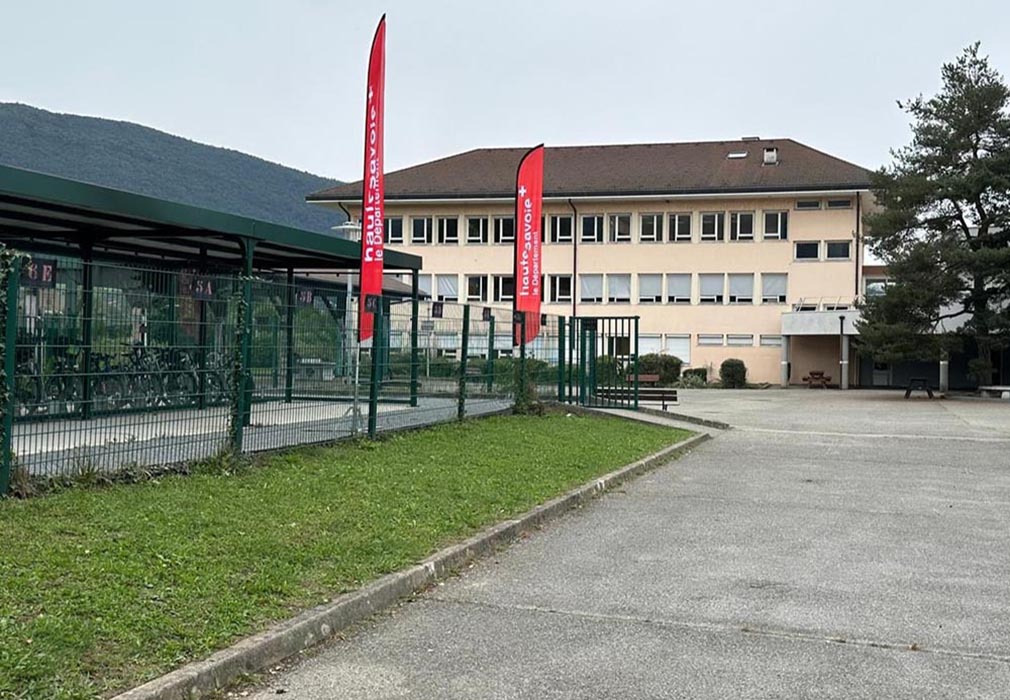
[3,1,1009,180]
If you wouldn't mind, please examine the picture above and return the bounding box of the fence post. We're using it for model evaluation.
[633,316,640,410]
[486,314,495,392]
[367,302,383,439]
[409,272,419,407]
[557,316,565,402]
[80,246,94,420]
[518,312,527,407]
[284,268,294,403]
[458,304,470,420]
[1,261,20,495]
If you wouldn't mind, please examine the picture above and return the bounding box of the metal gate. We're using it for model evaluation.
[566,316,639,409]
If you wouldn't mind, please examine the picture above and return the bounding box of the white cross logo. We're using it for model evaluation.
[368,86,373,101]
[518,185,527,197]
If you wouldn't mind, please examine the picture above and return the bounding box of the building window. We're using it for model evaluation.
[826,198,853,209]
[698,334,724,346]
[639,334,662,355]
[796,199,821,210]
[699,273,724,304]
[864,277,889,298]
[669,213,692,242]
[579,274,603,303]
[581,215,603,243]
[608,214,632,243]
[411,217,432,244]
[607,274,631,303]
[550,215,573,243]
[764,211,788,240]
[494,216,515,244]
[700,212,725,241]
[638,274,662,303]
[795,241,820,260]
[417,274,433,297]
[826,241,851,259]
[665,334,691,364]
[467,217,488,244]
[729,212,754,241]
[384,217,404,244]
[727,334,754,347]
[760,335,783,347]
[761,273,788,304]
[640,214,664,243]
[437,217,459,244]
[728,274,754,304]
[435,274,459,302]
[493,275,514,302]
[466,275,487,302]
[666,274,691,304]
[548,274,572,303]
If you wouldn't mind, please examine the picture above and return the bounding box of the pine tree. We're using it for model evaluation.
[860,43,1010,384]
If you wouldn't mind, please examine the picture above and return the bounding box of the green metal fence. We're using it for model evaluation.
[0,253,625,493]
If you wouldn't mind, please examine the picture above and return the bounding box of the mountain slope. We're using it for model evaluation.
[0,103,344,233]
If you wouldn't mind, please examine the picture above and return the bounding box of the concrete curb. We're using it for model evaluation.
[635,405,732,430]
[112,431,710,700]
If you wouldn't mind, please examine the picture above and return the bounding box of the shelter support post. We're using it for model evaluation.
[780,335,791,388]
[284,268,294,403]
[80,245,94,420]
[409,272,419,407]
[939,351,949,394]
[1,263,20,495]
[458,304,470,420]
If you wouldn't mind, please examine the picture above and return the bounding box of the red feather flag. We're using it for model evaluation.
[513,145,545,345]
[358,15,386,343]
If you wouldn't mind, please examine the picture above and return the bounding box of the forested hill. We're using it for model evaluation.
[0,103,344,233]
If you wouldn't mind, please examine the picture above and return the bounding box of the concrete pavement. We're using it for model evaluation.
[246,390,1010,699]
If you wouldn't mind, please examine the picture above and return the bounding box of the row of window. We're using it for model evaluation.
[632,332,786,366]
[384,200,853,246]
[418,272,790,305]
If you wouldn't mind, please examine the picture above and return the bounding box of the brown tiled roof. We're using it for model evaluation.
[308,139,872,202]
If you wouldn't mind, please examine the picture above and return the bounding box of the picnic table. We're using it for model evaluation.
[803,370,831,389]
[904,377,935,399]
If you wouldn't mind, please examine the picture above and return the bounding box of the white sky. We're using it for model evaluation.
[3,0,1009,180]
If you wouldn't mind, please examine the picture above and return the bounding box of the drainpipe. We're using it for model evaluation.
[568,198,578,318]
[338,203,353,224]
[854,192,862,298]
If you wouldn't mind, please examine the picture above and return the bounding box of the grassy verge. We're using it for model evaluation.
[0,413,690,700]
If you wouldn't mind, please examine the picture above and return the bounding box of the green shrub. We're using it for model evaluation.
[719,358,747,388]
[676,373,707,389]
[682,367,707,382]
[637,353,682,385]
[594,355,624,386]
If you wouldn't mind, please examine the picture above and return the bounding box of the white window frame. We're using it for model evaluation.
[435,274,459,302]
[698,273,725,304]
[639,213,663,243]
[698,334,724,346]
[608,214,632,243]
[761,273,788,304]
[579,274,604,303]
[467,217,488,244]
[494,216,515,244]
[550,214,573,243]
[665,334,691,365]
[466,275,487,302]
[411,217,433,245]
[581,215,604,243]
[727,334,754,347]
[669,213,692,242]
[666,274,692,304]
[763,211,788,240]
[826,198,853,209]
[548,274,573,303]
[825,240,852,260]
[384,217,404,244]
[638,274,663,303]
[864,277,889,298]
[795,199,821,211]
[794,241,820,261]
[493,275,515,302]
[729,212,755,241]
[417,274,433,297]
[728,274,755,304]
[437,216,459,244]
[760,335,783,347]
[606,274,632,303]
[700,212,725,241]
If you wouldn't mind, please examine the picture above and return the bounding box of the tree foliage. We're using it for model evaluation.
[861,43,1010,382]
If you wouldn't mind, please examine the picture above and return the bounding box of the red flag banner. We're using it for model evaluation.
[513,144,545,345]
[358,15,386,343]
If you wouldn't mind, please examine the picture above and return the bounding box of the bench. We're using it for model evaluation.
[626,373,661,387]
[596,386,679,411]
[803,370,831,389]
[904,377,934,399]
[978,385,1010,399]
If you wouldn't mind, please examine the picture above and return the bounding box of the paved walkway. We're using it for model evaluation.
[249,390,1010,699]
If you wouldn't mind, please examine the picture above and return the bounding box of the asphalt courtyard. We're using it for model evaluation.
[247,390,1010,699]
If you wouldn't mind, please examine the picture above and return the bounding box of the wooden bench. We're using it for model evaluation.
[803,370,831,389]
[904,377,935,399]
[597,386,679,411]
[626,373,661,387]
[978,385,1010,399]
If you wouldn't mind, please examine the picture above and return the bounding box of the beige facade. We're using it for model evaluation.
[328,191,871,385]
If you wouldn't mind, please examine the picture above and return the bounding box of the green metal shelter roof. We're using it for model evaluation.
[0,163,421,271]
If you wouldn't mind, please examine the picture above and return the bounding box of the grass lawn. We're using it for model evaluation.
[0,413,690,700]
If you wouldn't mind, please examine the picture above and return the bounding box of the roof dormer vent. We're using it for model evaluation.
[763,147,779,165]
[727,151,748,159]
